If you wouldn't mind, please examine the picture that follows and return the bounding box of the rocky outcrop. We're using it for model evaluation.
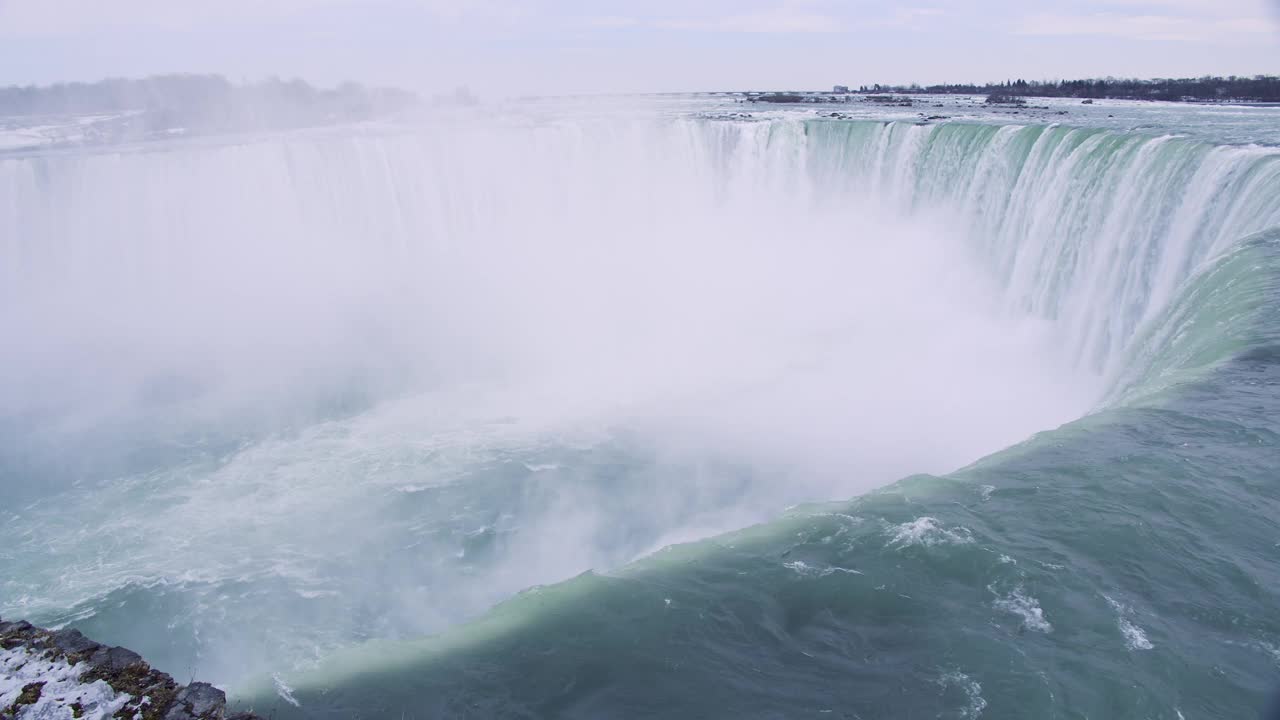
[0,617,260,720]
[748,93,807,104]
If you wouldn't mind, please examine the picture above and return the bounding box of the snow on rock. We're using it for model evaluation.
[0,645,130,719]
[0,617,262,720]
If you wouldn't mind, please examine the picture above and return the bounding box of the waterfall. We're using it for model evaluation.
[3,114,1278,688]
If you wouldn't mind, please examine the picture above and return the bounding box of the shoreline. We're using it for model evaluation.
[743,90,1280,108]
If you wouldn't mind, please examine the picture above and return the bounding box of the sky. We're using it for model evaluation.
[0,0,1277,96]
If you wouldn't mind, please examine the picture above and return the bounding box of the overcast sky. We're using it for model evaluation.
[1,0,1277,96]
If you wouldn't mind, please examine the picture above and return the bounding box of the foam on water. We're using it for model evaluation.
[936,670,988,720]
[1104,595,1155,651]
[887,517,975,548]
[782,560,863,578]
[991,586,1053,633]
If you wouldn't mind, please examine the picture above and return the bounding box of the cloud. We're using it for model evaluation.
[578,2,944,34]
[1012,0,1278,41]
[581,15,642,29]
[0,0,523,37]
[0,0,1274,92]
[0,0,321,35]
[655,3,844,33]
[880,7,946,28]
[1014,10,1275,40]
[1101,0,1268,11]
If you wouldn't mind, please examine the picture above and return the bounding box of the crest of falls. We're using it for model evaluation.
[1,115,1278,686]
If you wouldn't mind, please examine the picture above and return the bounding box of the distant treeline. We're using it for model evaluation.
[0,74,417,136]
[854,76,1280,103]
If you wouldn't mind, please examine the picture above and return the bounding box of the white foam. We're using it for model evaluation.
[0,647,131,720]
[1103,595,1154,650]
[783,560,864,577]
[294,589,340,599]
[783,559,815,574]
[272,673,301,707]
[936,670,988,719]
[1260,641,1280,664]
[888,517,974,548]
[811,512,863,525]
[1116,617,1153,651]
[991,586,1052,633]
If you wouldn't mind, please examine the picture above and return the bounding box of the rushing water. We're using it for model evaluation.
[2,97,1279,719]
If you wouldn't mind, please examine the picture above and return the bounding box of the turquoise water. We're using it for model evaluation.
[2,99,1279,718]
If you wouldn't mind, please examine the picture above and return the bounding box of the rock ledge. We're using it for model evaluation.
[0,616,261,720]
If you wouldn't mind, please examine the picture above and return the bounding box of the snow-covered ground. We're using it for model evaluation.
[0,111,146,151]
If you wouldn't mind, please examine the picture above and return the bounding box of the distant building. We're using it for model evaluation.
[833,85,850,93]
